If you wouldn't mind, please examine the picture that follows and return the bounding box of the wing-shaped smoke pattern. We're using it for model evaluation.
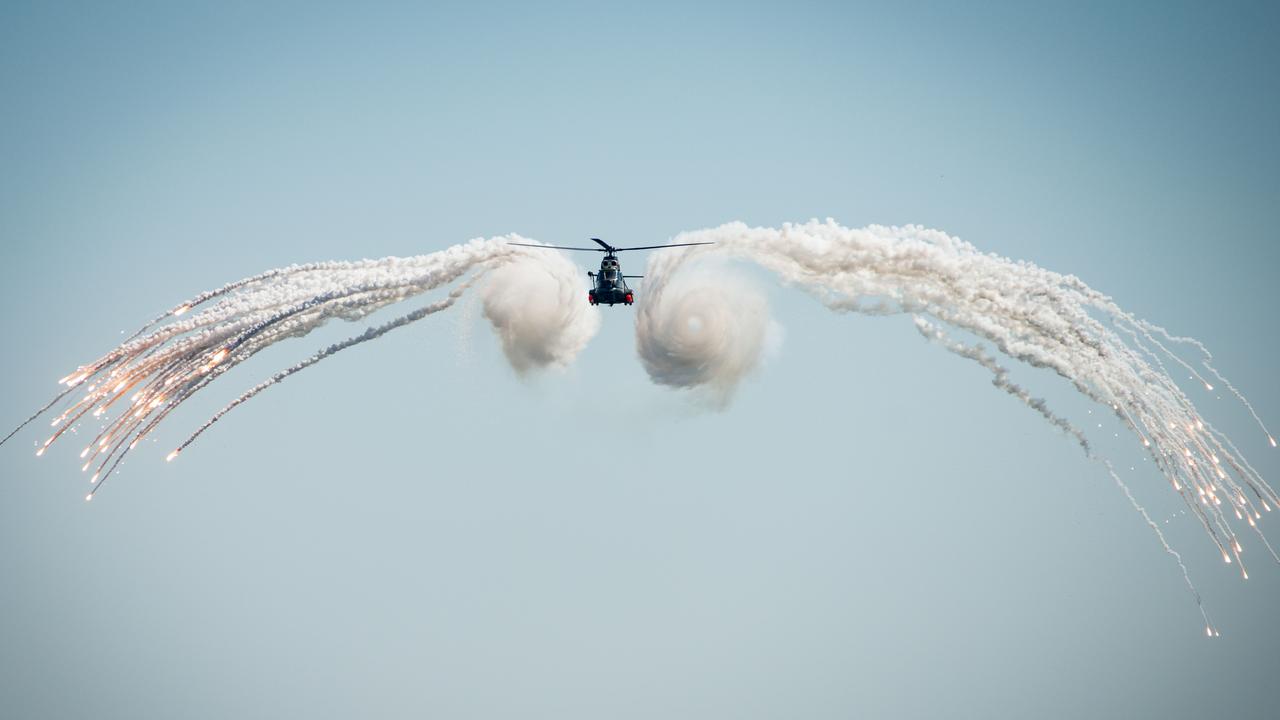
[2,237,597,499]
[4,219,1273,632]
[637,219,1275,632]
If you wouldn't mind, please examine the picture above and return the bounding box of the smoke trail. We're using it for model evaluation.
[151,280,479,488]
[636,219,1275,625]
[912,317,1214,633]
[911,317,1090,453]
[3,236,597,496]
[1138,321,1276,448]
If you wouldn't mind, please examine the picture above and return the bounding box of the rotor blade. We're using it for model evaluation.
[507,242,605,252]
[590,238,615,251]
[611,242,716,252]
[623,275,644,278]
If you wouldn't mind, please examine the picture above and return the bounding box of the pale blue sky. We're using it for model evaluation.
[2,2,1278,718]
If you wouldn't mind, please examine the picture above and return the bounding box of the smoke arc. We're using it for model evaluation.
[635,219,1275,632]
[2,236,597,497]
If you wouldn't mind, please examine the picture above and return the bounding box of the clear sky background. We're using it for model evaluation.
[2,2,1278,718]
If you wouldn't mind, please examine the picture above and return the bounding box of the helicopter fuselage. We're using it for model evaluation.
[588,254,634,306]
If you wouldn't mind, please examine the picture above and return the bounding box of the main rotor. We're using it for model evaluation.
[508,238,713,257]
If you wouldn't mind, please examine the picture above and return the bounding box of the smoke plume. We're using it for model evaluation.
[482,246,600,374]
[634,261,774,407]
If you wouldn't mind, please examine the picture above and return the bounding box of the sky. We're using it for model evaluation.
[2,1,1278,718]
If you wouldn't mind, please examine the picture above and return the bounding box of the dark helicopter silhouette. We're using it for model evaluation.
[508,238,713,306]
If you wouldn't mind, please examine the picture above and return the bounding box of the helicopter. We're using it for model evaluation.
[508,237,713,306]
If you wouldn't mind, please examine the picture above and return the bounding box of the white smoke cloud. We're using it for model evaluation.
[634,259,777,407]
[481,244,601,374]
